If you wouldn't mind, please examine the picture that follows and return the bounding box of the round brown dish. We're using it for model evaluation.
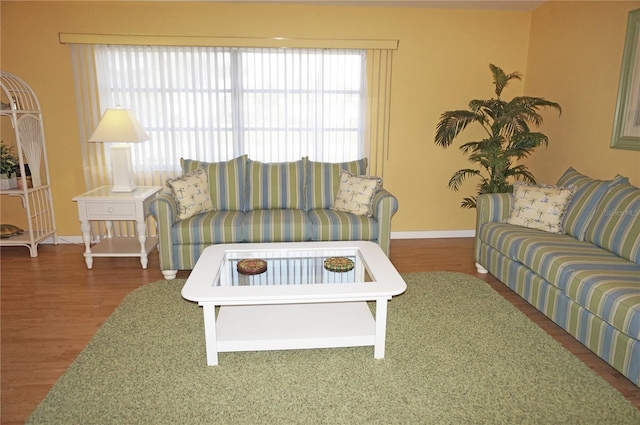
[0,224,24,238]
[237,258,268,275]
[323,257,354,272]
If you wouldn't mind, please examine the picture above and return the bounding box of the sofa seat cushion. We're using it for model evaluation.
[308,209,378,242]
[242,209,312,242]
[480,222,640,338]
[171,210,245,244]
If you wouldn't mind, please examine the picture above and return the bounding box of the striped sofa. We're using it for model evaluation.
[474,167,640,386]
[150,155,398,280]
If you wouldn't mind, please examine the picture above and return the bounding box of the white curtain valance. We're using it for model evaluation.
[59,33,399,50]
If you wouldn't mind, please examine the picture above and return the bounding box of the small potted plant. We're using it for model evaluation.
[1,142,20,190]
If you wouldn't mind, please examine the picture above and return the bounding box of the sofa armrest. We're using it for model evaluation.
[150,191,178,273]
[475,193,512,263]
[150,191,179,225]
[372,188,399,257]
[476,193,512,225]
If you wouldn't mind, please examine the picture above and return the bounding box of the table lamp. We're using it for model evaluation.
[88,107,149,192]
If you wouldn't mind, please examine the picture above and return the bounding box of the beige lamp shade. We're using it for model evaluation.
[88,108,149,192]
[88,108,149,143]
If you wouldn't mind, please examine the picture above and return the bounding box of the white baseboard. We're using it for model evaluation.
[391,230,475,239]
[41,236,83,244]
[44,231,475,245]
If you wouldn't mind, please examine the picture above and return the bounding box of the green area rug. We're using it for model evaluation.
[27,272,640,424]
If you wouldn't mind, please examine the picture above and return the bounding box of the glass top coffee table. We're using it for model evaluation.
[182,241,407,365]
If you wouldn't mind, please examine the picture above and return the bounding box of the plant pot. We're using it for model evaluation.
[0,174,17,190]
[17,176,33,190]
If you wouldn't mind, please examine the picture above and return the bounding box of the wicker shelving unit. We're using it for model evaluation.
[1,71,57,256]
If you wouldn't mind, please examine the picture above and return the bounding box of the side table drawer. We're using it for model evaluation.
[85,202,136,219]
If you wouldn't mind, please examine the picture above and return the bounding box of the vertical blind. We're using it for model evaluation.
[68,38,396,190]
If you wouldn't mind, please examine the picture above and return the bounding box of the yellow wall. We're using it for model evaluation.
[1,1,533,236]
[525,1,640,185]
[6,1,638,237]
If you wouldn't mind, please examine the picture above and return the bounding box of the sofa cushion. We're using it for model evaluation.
[306,158,368,211]
[181,155,247,211]
[479,222,640,339]
[242,209,312,242]
[245,158,306,211]
[556,167,629,241]
[166,168,214,220]
[171,210,245,244]
[332,170,382,217]
[308,209,377,242]
[505,182,575,234]
[584,183,640,264]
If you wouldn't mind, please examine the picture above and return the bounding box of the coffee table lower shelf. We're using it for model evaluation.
[203,301,379,365]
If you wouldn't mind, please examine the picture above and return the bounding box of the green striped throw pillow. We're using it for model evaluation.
[245,158,306,211]
[584,183,640,264]
[556,167,629,240]
[306,158,368,211]
[181,155,247,212]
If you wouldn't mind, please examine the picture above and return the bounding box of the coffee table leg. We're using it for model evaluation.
[202,304,219,366]
[374,298,389,359]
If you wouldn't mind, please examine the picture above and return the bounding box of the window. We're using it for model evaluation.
[94,45,367,170]
[67,37,396,189]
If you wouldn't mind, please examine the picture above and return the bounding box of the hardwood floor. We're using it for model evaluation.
[1,238,638,424]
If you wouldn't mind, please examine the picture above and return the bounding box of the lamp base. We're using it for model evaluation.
[110,143,136,193]
[111,185,137,193]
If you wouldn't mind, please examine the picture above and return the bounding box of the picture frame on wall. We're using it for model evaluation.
[611,8,640,151]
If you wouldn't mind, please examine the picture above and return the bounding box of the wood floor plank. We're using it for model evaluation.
[1,239,638,424]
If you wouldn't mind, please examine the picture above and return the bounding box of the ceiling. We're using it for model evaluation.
[13,0,547,12]
[226,1,547,10]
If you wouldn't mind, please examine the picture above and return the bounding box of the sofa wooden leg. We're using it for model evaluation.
[475,263,488,274]
[162,270,178,280]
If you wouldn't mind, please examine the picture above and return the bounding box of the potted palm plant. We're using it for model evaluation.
[0,142,19,190]
[434,64,562,208]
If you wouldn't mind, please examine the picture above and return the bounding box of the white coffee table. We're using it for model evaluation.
[182,241,407,366]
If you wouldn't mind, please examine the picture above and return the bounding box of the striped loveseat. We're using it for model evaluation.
[150,155,398,280]
[474,167,640,386]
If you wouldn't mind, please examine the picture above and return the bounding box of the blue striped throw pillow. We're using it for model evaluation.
[305,158,368,211]
[181,155,247,212]
[556,167,629,240]
[245,158,306,211]
[584,183,640,264]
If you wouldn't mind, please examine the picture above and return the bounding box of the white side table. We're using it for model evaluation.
[73,186,162,269]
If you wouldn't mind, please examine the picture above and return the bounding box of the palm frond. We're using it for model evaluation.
[459,140,482,155]
[448,169,482,191]
[508,96,562,125]
[434,110,484,148]
[459,137,500,155]
[504,165,537,185]
[508,132,548,152]
[467,152,492,171]
[460,196,477,209]
[490,64,522,98]
[494,115,529,138]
